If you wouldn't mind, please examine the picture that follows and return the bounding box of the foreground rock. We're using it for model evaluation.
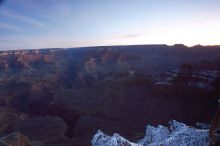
[11,116,68,144]
[0,132,30,146]
[0,107,28,137]
[92,130,140,146]
[92,120,210,146]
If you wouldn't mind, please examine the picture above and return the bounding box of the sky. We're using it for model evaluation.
[0,0,220,50]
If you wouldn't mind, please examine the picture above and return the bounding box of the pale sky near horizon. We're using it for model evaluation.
[0,0,220,50]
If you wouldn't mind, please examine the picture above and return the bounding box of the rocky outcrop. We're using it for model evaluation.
[92,130,139,146]
[154,69,219,91]
[138,125,169,145]
[92,120,210,146]
[209,102,220,145]
[17,54,42,65]
[0,107,28,136]
[0,132,30,146]
[147,120,209,146]
[85,58,97,73]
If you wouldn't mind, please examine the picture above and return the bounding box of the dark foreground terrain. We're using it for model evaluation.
[0,44,220,146]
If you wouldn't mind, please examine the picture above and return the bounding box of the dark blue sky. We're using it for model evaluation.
[0,0,220,49]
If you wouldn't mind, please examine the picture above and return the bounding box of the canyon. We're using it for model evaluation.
[0,44,219,145]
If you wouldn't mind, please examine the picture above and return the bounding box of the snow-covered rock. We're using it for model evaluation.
[169,120,188,132]
[138,125,169,145]
[154,69,219,90]
[91,120,210,146]
[148,120,210,146]
[92,130,140,146]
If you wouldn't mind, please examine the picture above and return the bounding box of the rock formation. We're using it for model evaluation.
[92,120,210,146]
[0,132,30,146]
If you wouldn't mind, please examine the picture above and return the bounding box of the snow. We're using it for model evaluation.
[91,130,140,146]
[154,69,219,90]
[138,125,169,145]
[148,120,210,146]
[91,120,210,146]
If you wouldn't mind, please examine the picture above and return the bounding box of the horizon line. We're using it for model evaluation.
[1,43,220,52]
